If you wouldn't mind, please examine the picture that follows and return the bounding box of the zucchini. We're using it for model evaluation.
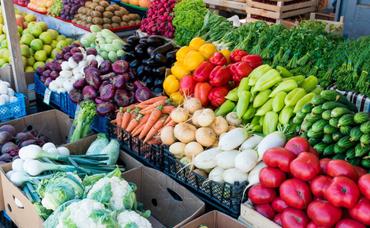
[334,143,345,154]
[360,134,370,145]
[308,137,321,145]
[322,101,347,110]
[354,112,369,124]
[323,144,335,156]
[322,134,333,144]
[337,136,354,149]
[311,120,327,132]
[355,144,369,157]
[361,159,370,169]
[345,148,356,159]
[332,132,343,142]
[301,103,313,113]
[320,90,339,101]
[350,127,362,142]
[329,118,339,127]
[323,125,336,134]
[311,96,326,105]
[313,142,326,154]
[360,121,370,133]
[312,106,324,115]
[331,107,352,118]
[338,114,355,127]
[321,110,331,120]
[332,154,346,160]
[340,126,351,135]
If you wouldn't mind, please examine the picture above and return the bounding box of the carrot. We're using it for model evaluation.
[133,114,150,130]
[132,124,145,137]
[120,112,131,130]
[137,96,167,106]
[140,100,166,114]
[162,105,175,114]
[126,115,141,133]
[115,108,124,127]
[123,104,136,112]
[143,117,166,143]
[139,107,163,139]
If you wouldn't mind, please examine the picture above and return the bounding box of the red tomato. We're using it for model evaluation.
[308,146,319,157]
[307,200,342,227]
[255,203,275,220]
[281,208,309,228]
[290,152,320,181]
[280,178,312,209]
[274,213,282,226]
[335,218,366,228]
[325,176,360,209]
[320,158,331,174]
[327,160,358,180]
[259,167,286,188]
[272,197,289,213]
[262,147,296,172]
[354,166,367,177]
[284,136,310,155]
[310,175,332,199]
[349,198,370,225]
[248,184,276,205]
[358,174,370,200]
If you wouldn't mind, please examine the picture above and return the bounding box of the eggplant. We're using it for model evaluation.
[122,53,135,62]
[166,50,177,63]
[147,35,166,46]
[127,36,140,46]
[136,65,145,78]
[151,42,176,56]
[154,78,163,87]
[152,67,166,77]
[122,44,134,52]
[147,46,156,55]
[143,58,158,67]
[153,53,167,64]
[153,87,163,94]
[142,76,154,87]
[135,44,147,56]
[139,37,148,45]
[129,59,141,69]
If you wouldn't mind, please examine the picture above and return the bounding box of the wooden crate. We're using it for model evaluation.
[204,0,247,15]
[246,0,318,20]
[239,203,281,228]
[310,12,344,35]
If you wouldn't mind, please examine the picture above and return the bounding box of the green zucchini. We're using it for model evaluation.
[361,159,370,169]
[323,125,336,134]
[311,96,326,105]
[313,142,326,154]
[312,106,324,115]
[322,134,333,144]
[301,103,313,113]
[321,110,331,120]
[331,107,352,118]
[360,134,370,145]
[354,112,369,124]
[311,120,327,132]
[350,127,362,142]
[338,114,355,127]
[337,136,354,149]
[329,118,339,127]
[334,143,345,154]
[360,121,370,134]
[307,128,323,138]
[340,126,351,135]
[332,132,343,142]
[323,144,335,156]
[322,101,347,110]
[355,144,369,157]
[320,90,339,101]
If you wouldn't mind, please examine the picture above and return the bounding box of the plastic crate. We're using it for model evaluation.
[163,149,247,217]
[91,115,110,133]
[0,211,16,228]
[63,95,78,118]
[0,93,26,122]
[34,73,63,109]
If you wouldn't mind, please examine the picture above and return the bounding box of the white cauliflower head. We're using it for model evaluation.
[117,211,152,228]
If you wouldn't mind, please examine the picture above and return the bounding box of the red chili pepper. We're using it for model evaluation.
[193,61,215,82]
[241,54,263,69]
[209,52,227,66]
[230,49,248,63]
[180,75,196,96]
[209,66,232,87]
[229,62,253,83]
[194,82,212,106]
[208,86,229,107]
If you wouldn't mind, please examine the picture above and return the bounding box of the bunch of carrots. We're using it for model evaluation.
[112,96,176,144]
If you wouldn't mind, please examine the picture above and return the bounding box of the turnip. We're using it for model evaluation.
[226,112,241,126]
[257,131,286,161]
[235,149,258,172]
[216,150,239,169]
[240,134,264,151]
[197,109,215,127]
[174,123,196,143]
[183,97,202,114]
[192,110,202,127]
[160,126,175,145]
[219,128,250,150]
[184,142,204,159]
[193,148,222,170]
[195,127,217,147]
[208,167,225,183]
[170,107,189,123]
[223,168,248,184]
[210,116,228,135]
[169,142,185,158]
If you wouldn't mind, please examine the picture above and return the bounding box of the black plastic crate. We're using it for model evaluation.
[163,149,247,217]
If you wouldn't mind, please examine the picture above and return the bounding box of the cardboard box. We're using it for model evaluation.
[239,203,280,228]
[183,210,246,228]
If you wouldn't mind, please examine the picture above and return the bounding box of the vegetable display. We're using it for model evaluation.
[60,0,85,20]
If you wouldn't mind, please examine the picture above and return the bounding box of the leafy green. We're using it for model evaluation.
[86,134,109,155]
[70,100,96,143]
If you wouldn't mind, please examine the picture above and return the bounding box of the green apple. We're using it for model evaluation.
[0,58,7,67]
[22,56,27,65]
[43,45,52,55]
[24,14,36,23]
[47,29,58,40]
[17,26,23,34]
[56,40,69,49]
[0,48,9,60]
[46,58,53,63]
[57,35,66,41]
[51,48,61,59]
[65,38,73,44]
[20,33,35,45]
[34,50,47,62]
[30,39,43,51]
[36,22,48,31]
[0,40,7,48]
[22,28,30,35]
[27,56,35,66]
[20,44,30,57]
[51,40,58,48]
[33,61,45,70]
[39,32,52,44]
[25,66,34,72]
[29,25,42,37]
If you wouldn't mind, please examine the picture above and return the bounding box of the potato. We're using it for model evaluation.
[103,18,111,23]
[120,21,128,27]
[128,21,135,26]
[78,7,85,14]
[85,1,92,7]
[111,16,121,23]
[92,17,103,25]
[105,5,115,11]
[103,24,111,29]
[114,10,123,16]
[94,5,104,12]
[99,1,109,7]
[111,23,120,28]
[90,3,98,9]
[103,11,114,18]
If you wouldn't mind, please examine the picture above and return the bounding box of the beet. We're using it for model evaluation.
[0,125,16,136]
[95,97,104,104]
[0,153,12,162]
[99,84,115,101]
[72,52,84,63]
[112,60,129,74]
[20,139,37,147]
[114,89,131,107]
[99,60,112,74]
[96,102,115,116]
[111,74,126,89]
[86,48,97,56]
[73,79,86,90]
[70,47,81,54]
[84,66,101,89]
[50,71,59,80]
[1,142,18,154]
[82,86,98,100]
[69,89,83,103]
[0,131,12,144]
[89,60,98,68]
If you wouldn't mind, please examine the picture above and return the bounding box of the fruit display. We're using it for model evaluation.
[293,90,370,169]
[248,136,370,227]
[120,0,150,8]
[47,0,63,17]
[122,35,178,95]
[60,0,85,20]
[28,0,55,13]
[72,0,141,30]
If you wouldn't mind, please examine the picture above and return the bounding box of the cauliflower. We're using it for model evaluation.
[87,176,137,211]
[117,211,152,228]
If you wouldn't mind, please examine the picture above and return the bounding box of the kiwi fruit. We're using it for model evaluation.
[111,16,121,23]
[105,5,115,11]
[91,11,102,17]
[111,23,119,28]
[103,24,111,29]
[120,21,128,27]
[103,11,114,18]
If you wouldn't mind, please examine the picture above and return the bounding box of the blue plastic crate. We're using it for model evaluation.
[60,94,78,118]
[91,115,109,133]
[0,93,26,122]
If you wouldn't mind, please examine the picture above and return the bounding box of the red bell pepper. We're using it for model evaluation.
[230,49,248,63]
[209,52,227,66]
[242,54,263,69]
[209,66,232,87]
[193,61,215,82]
[229,61,253,83]
[180,75,196,96]
[208,86,229,107]
[194,82,212,106]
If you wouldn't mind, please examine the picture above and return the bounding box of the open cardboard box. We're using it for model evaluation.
[239,203,280,228]
[183,210,246,228]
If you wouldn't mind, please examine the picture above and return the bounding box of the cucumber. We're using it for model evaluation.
[337,136,354,149]
[308,137,321,145]
[320,90,339,101]
[322,101,347,110]
[340,126,351,135]
[331,107,352,118]
[347,158,361,166]
[322,134,333,144]
[323,144,335,156]
[336,95,357,111]
[355,144,369,157]
[301,103,313,113]
[301,132,308,139]
[311,96,326,105]
[360,134,370,145]
[354,112,369,124]
[293,115,304,124]
[332,154,346,160]
[361,159,370,169]
[329,118,339,127]
[307,128,323,138]
[345,148,356,159]
[311,120,327,132]
[296,111,307,119]
[334,143,345,154]
[350,127,362,142]
[305,113,321,123]
[332,132,343,142]
[321,110,331,120]
[338,114,355,127]
[301,119,313,132]
[312,106,324,115]
[323,125,336,134]
[313,142,326,154]
[360,121,370,133]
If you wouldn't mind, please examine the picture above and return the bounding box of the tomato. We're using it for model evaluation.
[308,146,319,157]
[327,160,358,180]
[259,167,286,188]
[179,75,196,95]
[307,199,342,227]
[280,178,312,209]
[290,152,320,181]
[281,208,309,228]
[274,213,282,226]
[325,176,360,209]
[349,198,370,225]
[335,218,366,228]
[255,203,275,220]
[248,184,276,204]
[272,197,289,213]
[306,222,330,228]
[358,174,370,200]
[284,136,310,155]
[319,158,331,174]
[310,175,332,199]
[354,166,367,177]
[262,147,296,172]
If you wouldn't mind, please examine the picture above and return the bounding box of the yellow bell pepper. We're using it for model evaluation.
[199,43,217,59]
[170,92,184,105]
[176,46,192,63]
[171,62,189,80]
[183,50,205,71]
[163,75,180,95]
[220,49,231,63]
[189,37,206,50]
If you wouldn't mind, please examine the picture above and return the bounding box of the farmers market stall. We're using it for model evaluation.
[0,0,370,227]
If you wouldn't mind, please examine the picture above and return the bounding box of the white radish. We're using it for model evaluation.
[193,148,222,170]
[160,126,176,145]
[183,97,202,113]
[174,123,196,143]
[208,167,224,183]
[234,149,258,173]
[216,150,239,169]
[240,134,264,151]
[247,162,266,188]
[219,128,248,150]
[192,110,202,127]
[257,131,286,161]
[223,168,248,184]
